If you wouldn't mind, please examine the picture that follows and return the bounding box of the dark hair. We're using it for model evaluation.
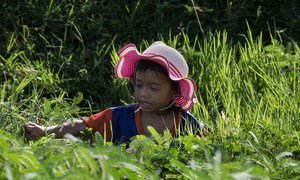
[132,60,180,94]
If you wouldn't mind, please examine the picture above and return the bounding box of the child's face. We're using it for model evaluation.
[134,70,174,113]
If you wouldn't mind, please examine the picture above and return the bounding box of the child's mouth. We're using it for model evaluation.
[140,101,151,109]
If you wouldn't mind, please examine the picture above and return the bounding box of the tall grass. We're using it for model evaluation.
[1,0,299,178]
[1,26,299,178]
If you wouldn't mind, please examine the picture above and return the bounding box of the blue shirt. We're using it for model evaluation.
[85,104,203,144]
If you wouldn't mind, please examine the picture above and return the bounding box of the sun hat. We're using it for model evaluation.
[115,41,197,111]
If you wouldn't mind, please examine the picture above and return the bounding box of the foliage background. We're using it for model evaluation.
[0,0,299,179]
[1,0,300,109]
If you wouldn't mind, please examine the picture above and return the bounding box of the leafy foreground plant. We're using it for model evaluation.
[0,130,155,179]
[1,127,276,179]
[128,127,274,179]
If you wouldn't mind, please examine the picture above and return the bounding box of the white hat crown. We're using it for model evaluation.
[142,41,189,78]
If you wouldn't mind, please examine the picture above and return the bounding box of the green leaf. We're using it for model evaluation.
[43,98,52,113]
[73,92,83,105]
[76,147,99,174]
[95,131,104,145]
[147,126,163,145]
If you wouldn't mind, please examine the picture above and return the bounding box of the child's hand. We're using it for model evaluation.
[24,122,46,141]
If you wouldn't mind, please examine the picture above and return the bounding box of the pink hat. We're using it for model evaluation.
[115,41,197,110]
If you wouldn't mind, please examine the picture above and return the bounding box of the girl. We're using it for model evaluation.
[25,41,204,144]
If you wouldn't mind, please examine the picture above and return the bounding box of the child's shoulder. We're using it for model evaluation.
[109,104,137,124]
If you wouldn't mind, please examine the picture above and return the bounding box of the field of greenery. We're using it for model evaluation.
[1,0,300,179]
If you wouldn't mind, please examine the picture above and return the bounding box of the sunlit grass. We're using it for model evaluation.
[0,21,299,179]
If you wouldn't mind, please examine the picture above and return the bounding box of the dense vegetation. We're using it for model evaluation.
[0,0,299,179]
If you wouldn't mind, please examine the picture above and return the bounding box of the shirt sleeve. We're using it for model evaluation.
[84,108,113,141]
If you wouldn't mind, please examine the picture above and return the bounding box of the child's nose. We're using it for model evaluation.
[140,89,149,98]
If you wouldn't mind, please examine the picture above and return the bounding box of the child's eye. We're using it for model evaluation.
[151,88,159,91]
[135,84,142,88]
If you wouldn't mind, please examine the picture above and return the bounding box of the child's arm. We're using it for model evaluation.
[24,120,87,141]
